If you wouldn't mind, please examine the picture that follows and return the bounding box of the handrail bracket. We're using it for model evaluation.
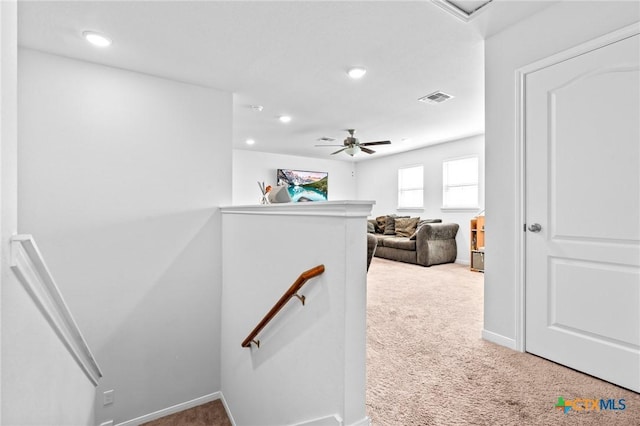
[294,293,306,306]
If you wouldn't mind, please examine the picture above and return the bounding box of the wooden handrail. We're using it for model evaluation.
[242,264,325,348]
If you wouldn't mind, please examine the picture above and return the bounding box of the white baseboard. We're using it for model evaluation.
[348,416,371,426]
[482,329,517,350]
[219,392,236,426]
[115,393,362,426]
[295,414,343,426]
[455,259,470,266]
[115,392,221,426]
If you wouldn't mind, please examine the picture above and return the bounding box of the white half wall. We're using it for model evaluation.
[355,135,484,263]
[220,202,372,426]
[484,1,640,344]
[233,149,356,205]
[17,49,232,425]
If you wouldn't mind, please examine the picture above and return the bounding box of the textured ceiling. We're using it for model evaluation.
[17,1,556,161]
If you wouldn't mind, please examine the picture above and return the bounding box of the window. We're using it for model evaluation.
[442,157,479,208]
[398,165,424,209]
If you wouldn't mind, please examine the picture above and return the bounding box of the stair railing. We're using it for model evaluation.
[242,264,325,348]
[10,234,103,385]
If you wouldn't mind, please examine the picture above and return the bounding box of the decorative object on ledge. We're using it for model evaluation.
[267,185,292,203]
[242,264,325,348]
[10,235,103,385]
[258,181,272,204]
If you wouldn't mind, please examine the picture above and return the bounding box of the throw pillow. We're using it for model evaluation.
[375,215,387,233]
[384,215,408,235]
[395,217,420,238]
[367,221,375,234]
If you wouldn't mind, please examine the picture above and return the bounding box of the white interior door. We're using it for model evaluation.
[525,33,640,392]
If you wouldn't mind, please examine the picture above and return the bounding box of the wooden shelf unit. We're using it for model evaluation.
[470,216,485,272]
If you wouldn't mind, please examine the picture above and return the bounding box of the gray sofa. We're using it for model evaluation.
[366,233,377,271]
[369,220,459,267]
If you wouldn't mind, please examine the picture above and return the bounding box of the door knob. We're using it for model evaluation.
[527,223,542,233]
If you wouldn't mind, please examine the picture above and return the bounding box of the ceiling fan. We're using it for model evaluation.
[315,129,391,156]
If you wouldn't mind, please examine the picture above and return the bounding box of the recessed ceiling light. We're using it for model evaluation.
[246,139,255,145]
[83,31,112,47]
[279,115,292,123]
[250,105,264,112]
[347,67,367,79]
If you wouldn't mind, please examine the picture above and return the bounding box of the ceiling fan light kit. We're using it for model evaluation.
[344,146,360,156]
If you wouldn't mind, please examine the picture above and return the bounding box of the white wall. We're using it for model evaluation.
[484,1,640,345]
[233,149,356,205]
[220,202,372,426]
[355,135,484,263]
[3,264,97,426]
[3,8,96,426]
[18,49,232,425]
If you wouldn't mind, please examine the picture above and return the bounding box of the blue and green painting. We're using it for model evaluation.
[277,169,328,202]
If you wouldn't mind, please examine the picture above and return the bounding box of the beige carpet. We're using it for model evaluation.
[366,258,640,425]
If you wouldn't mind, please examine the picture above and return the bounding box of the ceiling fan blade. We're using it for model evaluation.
[360,147,376,154]
[361,140,391,146]
[315,144,347,147]
[331,147,347,155]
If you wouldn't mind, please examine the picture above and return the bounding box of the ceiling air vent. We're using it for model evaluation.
[418,91,454,105]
